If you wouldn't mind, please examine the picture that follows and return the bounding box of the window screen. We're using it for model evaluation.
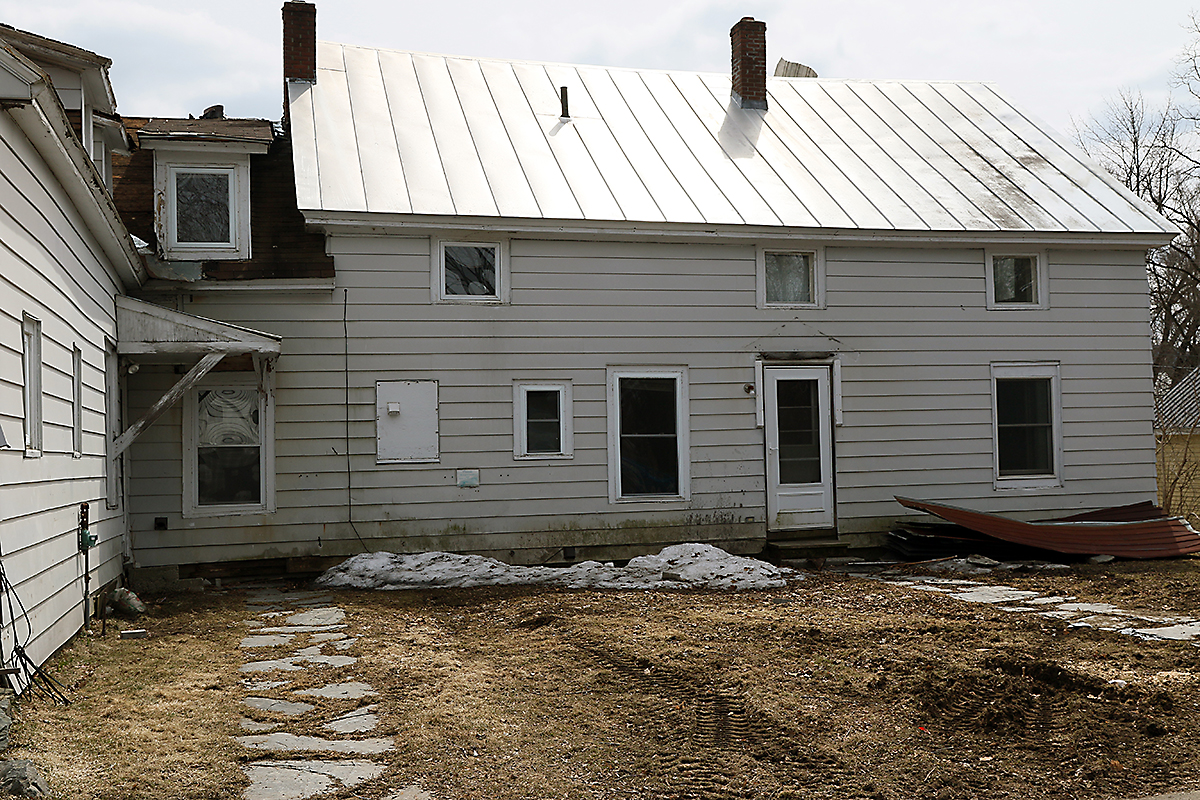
[444,245,497,297]
[993,256,1037,304]
[175,171,231,244]
[765,251,813,304]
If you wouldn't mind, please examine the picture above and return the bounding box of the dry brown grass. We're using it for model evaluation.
[9,560,1200,800]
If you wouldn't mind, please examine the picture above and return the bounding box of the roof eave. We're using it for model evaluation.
[297,210,1179,250]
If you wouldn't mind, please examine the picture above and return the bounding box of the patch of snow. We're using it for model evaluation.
[316,544,794,592]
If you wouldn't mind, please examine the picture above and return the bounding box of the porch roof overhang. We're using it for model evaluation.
[116,295,281,360]
[111,296,281,458]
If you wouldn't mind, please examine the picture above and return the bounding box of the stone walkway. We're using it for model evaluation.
[235,586,432,800]
[861,569,1200,644]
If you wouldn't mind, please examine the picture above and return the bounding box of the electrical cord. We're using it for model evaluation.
[0,540,69,704]
[343,288,370,554]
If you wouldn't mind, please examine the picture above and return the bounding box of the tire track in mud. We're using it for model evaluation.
[572,640,857,799]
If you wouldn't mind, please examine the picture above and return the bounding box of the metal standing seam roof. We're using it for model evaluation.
[288,41,1176,236]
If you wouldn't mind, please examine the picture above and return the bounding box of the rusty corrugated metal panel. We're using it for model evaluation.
[1049,501,1168,523]
[895,497,1200,559]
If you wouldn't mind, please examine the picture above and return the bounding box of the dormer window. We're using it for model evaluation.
[139,117,272,261]
[154,154,251,260]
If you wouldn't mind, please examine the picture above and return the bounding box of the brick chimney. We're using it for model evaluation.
[731,17,767,111]
[283,1,317,83]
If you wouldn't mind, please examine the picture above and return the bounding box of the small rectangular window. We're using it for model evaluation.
[608,369,689,501]
[986,250,1047,309]
[157,158,250,260]
[21,314,41,456]
[513,383,573,459]
[439,241,501,300]
[72,345,83,457]
[992,363,1061,487]
[757,246,824,308]
[105,339,119,508]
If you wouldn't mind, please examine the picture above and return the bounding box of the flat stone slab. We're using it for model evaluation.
[240,658,305,673]
[242,759,384,800]
[323,705,379,733]
[286,608,346,627]
[244,697,315,716]
[236,733,393,754]
[255,625,349,634]
[240,653,357,673]
[242,680,289,691]
[240,634,295,648]
[310,632,347,643]
[333,638,358,651]
[386,788,435,800]
[296,681,377,700]
[240,718,282,732]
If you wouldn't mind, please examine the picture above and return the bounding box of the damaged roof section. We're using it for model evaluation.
[896,496,1200,560]
[111,116,334,284]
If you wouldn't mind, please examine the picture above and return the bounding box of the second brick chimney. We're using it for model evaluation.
[731,17,767,111]
[283,1,317,84]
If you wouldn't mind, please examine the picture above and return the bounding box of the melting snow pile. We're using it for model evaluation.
[316,543,794,591]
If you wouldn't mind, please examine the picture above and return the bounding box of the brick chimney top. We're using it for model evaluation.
[731,16,767,111]
[283,1,316,84]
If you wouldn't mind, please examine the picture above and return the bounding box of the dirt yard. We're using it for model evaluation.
[10,556,1200,800]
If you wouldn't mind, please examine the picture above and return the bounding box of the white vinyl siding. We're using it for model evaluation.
[0,109,127,679]
[123,237,1156,566]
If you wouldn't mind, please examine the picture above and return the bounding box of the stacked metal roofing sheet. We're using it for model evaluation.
[288,41,1175,235]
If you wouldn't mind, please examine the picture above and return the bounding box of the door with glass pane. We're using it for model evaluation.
[764,366,834,529]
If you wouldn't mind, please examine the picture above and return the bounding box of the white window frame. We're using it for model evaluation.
[21,313,41,457]
[72,345,83,458]
[513,382,573,459]
[756,245,825,309]
[985,249,1048,310]
[432,238,508,304]
[606,367,690,503]
[155,153,251,260]
[182,372,275,517]
[991,362,1062,489]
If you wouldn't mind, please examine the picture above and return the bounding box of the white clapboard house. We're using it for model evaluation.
[112,3,1175,577]
[0,26,287,686]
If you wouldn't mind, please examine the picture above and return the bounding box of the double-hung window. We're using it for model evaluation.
[607,368,689,502]
[514,383,573,459]
[991,363,1062,488]
[435,240,507,303]
[757,246,825,308]
[183,374,274,516]
[986,250,1047,309]
[21,313,41,456]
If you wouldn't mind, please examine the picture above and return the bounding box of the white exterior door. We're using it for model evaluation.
[764,366,834,530]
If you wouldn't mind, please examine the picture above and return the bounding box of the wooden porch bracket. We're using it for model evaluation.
[111,352,224,457]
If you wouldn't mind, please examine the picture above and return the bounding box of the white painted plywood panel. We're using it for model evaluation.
[577,66,698,223]
[377,380,439,462]
[342,46,411,214]
[377,51,455,215]
[312,60,368,212]
[287,82,321,210]
[511,62,623,220]
[413,54,499,217]
[448,57,541,218]
[479,60,583,219]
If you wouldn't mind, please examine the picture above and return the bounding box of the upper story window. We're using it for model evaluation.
[141,121,272,261]
[986,250,1048,309]
[757,246,825,308]
[433,239,508,303]
[154,155,250,260]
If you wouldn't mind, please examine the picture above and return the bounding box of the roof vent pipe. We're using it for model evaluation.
[560,86,569,120]
[731,16,767,110]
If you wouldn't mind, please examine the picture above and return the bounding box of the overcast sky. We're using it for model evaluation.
[1,0,1197,135]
